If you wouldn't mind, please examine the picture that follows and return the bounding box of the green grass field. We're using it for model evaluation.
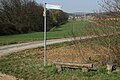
[0,20,90,45]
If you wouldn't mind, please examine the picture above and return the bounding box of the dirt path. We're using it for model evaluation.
[0,36,98,57]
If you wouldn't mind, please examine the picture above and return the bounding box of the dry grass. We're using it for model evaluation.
[47,45,109,65]
[23,45,110,66]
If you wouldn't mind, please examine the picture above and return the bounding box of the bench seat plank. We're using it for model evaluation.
[54,62,93,68]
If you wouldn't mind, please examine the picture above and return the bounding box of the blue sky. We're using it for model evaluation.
[36,0,102,13]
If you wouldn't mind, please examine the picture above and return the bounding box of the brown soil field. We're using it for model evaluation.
[26,45,110,66]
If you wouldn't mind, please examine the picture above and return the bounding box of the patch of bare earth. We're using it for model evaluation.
[0,72,17,80]
[29,45,109,66]
[46,46,109,64]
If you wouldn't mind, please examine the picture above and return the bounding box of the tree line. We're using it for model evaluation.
[0,0,68,36]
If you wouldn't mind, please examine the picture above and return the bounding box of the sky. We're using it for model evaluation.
[36,0,102,13]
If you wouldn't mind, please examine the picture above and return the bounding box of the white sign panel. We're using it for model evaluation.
[46,4,62,10]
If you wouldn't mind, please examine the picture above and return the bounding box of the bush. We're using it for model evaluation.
[0,23,19,36]
[0,0,68,35]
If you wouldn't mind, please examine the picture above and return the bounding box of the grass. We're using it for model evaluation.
[0,20,119,46]
[0,20,90,45]
[0,49,120,80]
[0,36,120,80]
[0,19,120,79]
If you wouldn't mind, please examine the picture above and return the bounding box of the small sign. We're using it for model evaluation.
[46,4,62,10]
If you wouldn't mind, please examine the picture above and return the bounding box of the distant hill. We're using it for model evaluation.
[69,12,96,16]
[69,12,86,16]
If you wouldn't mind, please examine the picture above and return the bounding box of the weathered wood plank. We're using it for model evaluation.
[54,62,93,68]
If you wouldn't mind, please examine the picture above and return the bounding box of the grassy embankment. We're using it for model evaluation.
[0,20,90,45]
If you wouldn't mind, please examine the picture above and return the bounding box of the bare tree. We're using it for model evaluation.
[68,0,120,66]
[91,0,120,66]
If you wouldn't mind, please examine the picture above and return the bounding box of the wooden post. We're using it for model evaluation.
[82,67,89,72]
[107,60,113,74]
[107,64,113,74]
[56,65,62,72]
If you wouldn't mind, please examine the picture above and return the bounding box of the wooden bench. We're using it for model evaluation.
[54,62,93,72]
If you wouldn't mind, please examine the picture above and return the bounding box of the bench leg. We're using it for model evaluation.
[56,65,62,72]
[82,67,88,72]
[107,64,113,74]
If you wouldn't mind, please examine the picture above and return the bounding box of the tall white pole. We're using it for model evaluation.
[44,3,47,66]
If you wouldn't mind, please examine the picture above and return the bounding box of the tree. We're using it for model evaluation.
[46,9,68,31]
[68,0,120,66]
[91,0,120,66]
[0,0,68,35]
[0,0,44,35]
